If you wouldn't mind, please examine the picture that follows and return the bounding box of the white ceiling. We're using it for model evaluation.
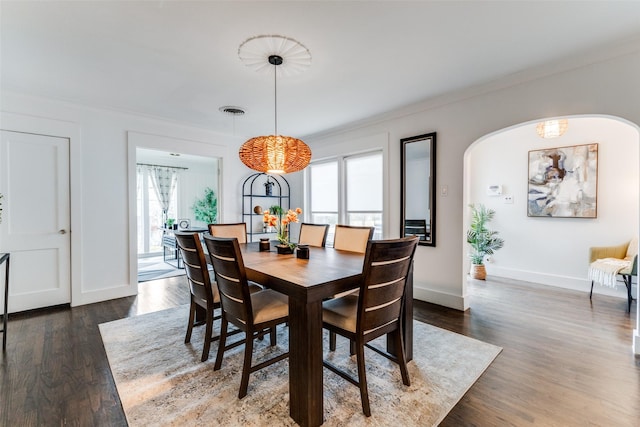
[3,1,640,139]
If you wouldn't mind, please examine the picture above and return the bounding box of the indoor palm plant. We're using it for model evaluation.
[467,204,504,280]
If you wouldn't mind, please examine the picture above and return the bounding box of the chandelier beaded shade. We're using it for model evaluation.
[238,36,312,174]
[239,135,311,174]
[536,119,568,138]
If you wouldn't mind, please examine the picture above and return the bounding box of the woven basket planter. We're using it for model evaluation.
[469,264,487,280]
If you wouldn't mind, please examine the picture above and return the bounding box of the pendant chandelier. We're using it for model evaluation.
[238,36,312,174]
[536,119,568,138]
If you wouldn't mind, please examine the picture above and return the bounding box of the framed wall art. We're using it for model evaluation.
[527,143,598,218]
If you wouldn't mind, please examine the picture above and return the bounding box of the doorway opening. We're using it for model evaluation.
[462,115,640,301]
[135,148,220,283]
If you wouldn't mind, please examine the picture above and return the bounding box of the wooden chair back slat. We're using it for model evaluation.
[358,237,418,337]
[361,266,407,310]
[203,235,252,327]
[174,232,212,303]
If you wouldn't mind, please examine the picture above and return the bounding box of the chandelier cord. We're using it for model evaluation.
[273,59,278,136]
[238,47,311,174]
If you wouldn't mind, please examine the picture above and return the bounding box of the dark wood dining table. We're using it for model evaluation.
[240,243,413,427]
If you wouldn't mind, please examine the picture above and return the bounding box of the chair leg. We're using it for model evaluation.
[329,331,336,351]
[590,280,594,300]
[201,308,214,362]
[624,275,632,312]
[355,338,371,417]
[394,329,410,386]
[214,317,228,371]
[238,332,254,399]
[185,301,196,344]
[269,326,277,346]
[350,339,356,356]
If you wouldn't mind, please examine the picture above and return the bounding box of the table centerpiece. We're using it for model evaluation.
[263,207,302,254]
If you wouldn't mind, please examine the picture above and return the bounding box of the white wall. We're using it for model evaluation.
[305,44,640,312]
[468,117,638,298]
[2,43,640,349]
[0,92,252,306]
[0,91,306,307]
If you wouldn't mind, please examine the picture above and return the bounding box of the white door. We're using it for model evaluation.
[0,130,71,312]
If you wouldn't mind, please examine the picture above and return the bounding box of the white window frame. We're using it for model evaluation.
[305,149,384,241]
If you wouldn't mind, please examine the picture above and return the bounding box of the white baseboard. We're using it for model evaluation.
[487,266,631,299]
[413,284,468,311]
[634,329,640,355]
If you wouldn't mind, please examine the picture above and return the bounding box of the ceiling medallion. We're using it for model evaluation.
[238,35,311,77]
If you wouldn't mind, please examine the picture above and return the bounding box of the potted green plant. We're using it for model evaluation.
[467,204,504,280]
[269,205,284,216]
[192,187,218,224]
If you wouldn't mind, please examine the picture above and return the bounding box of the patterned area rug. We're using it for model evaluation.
[99,306,501,426]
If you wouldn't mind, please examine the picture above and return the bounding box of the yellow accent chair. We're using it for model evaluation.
[588,237,638,312]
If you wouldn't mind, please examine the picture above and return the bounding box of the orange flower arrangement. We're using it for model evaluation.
[263,207,302,249]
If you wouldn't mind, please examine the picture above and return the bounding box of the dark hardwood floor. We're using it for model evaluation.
[0,274,638,426]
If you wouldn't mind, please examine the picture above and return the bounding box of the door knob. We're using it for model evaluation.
[59,229,67,234]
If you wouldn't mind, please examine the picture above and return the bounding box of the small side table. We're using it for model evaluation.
[0,253,9,352]
[163,228,209,269]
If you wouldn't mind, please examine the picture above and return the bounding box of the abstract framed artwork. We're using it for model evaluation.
[527,143,598,218]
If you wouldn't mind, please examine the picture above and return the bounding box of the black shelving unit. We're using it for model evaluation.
[242,173,290,242]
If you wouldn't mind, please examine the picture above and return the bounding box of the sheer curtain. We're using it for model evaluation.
[148,166,178,222]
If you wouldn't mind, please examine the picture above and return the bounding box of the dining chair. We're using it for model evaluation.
[333,224,374,253]
[588,237,638,312]
[203,234,290,399]
[173,231,221,362]
[175,231,262,362]
[322,236,419,417]
[329,225,377,351]
[208,222,247,244]
[403,219,429,241]
[298,223,330,247]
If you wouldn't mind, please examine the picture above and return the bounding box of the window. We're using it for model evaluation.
[345,154,383,237]
[307,151,383,245]
[309,160,339,230]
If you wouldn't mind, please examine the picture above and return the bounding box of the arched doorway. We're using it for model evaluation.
[462,115,640,345]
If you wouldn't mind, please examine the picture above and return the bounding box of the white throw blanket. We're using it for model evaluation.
[588,258,632,288]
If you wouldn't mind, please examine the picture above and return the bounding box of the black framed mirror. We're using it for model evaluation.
[401,132,436,246]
